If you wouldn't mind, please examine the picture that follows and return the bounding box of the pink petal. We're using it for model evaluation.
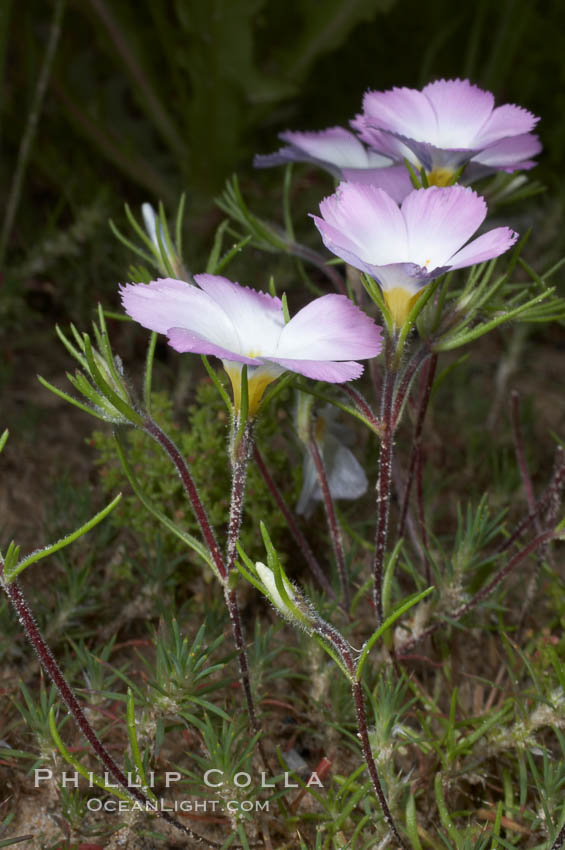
[120,279,239,351]
[166,328,257,363]
[351,117,416,161]
[312,215,380,277]
[471,133,542,168]
[340,165,414,203]
[422,79,494,148]
[401,186,487,268]
[362,87,438,142]
[475,104,539,146]
[280,127,389,168]
[266,357,364,383]
[448,227,518,269]
[276,294,382,361]
[317,182,408,263]
[194,274,284,354]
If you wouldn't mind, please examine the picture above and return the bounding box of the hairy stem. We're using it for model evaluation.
[225,423,266,746]
[352,680,410,850]
[341,384,381,432]
[0,563,214,846]
[144,416,260,742]
[373,350,395,624]
[225,587,259,731]
[398,354,437,584]
[313,615,407,848]
[226,422,253,575]
[550,820,565,850]
[143,416,226,580]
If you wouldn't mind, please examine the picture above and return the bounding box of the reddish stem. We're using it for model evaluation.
[341,385,381,431]
[373,362,394,624]
[0,564,212,846]
[397,354,437,535]
[308,433,350,608]
[226,422,252,576]
[143,416,226,580]
[352,681,410,850]
[253,445,336,601]
[496,447,565,557]
[511,390,537,518]
[398,528,557,655]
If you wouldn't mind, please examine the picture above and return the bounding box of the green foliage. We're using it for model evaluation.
[92,381,301,565]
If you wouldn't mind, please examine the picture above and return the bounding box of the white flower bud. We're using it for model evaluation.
[256,561,295,615]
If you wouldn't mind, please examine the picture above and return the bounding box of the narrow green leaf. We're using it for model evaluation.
[48,707,130,802]
[356,586,434,680]
[6,494,122,582]
[113,432,216,575]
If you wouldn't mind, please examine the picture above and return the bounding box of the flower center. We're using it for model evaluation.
[223,363,279,418]
[427,167,455,187]
[383,287,425,327]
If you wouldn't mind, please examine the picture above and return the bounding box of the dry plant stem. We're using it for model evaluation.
[496,446,565,557]
[373,338,396,624]
[398,354,437,540]
[143,416,226,579]
[253,444,337,601]
[313,619,407,848]
[398,528,557,655]
[511,391,546,630]
[511,391,537,517]
[0,564,213,846]
[308,431,350,608]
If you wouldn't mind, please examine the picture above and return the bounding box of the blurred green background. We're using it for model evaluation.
[1,0,564,331]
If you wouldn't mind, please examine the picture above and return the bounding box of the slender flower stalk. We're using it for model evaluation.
[253,445,336,600]
[226,421,253,576]
[0,560,214,847]
[351,679,409,850]
[398,354,437,584]
[373,338,396,624]
[341,384,381,432]
[143,416,226,580]
[143,414,263,740]
[224,586,260,736]
[307,429,350,608]
[248,557,408,849]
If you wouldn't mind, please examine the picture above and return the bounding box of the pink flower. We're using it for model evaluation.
[120,274,383,414]
[313,183,518,326]
[354,78,541,187]
[254,127,412,203]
